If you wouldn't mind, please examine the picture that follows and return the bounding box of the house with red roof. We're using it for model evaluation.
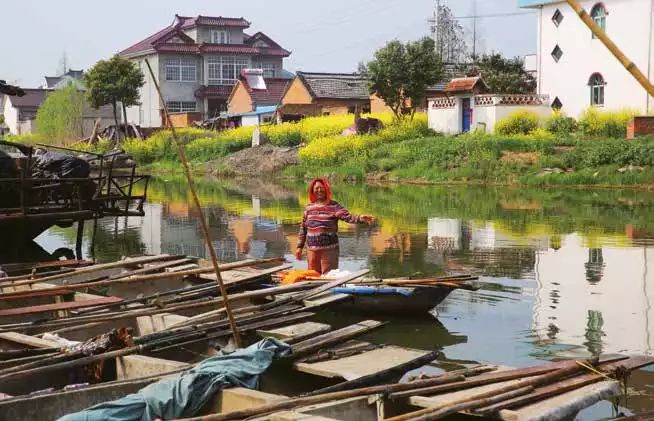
[226,70,291,125]
[119,14,291,128]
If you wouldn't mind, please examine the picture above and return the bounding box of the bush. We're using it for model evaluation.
[544,111,577,137]
[577,108,638,138]
[494,110,540,135]
[299,114,430,165]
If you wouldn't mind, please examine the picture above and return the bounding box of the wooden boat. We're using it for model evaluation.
[324,284,458,315]
[294,275,480,316]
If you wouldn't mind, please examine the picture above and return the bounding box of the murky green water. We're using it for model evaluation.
[37,177,654,416]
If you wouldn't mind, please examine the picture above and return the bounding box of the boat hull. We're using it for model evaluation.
[331,286,453,316]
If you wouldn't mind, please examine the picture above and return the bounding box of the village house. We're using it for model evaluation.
[119,14,291,128]
[42,69,85,89]
[279,72,370,119]
[520,0,654,116]
[0,68,116,136]
[428,76,551,134]
[226,70,292,126]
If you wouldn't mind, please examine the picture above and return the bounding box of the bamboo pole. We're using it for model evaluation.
[143,59,242,348]
[0,254,182,288]
[386,360,594,421]
[175,374,467,421]
[565,0,654,97]
[0,258,283,301]
[0,279,316,334]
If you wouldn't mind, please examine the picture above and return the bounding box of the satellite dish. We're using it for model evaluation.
[242,69,266,90]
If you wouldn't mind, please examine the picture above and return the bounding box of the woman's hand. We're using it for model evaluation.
[295,247,304,260]
[360,215,376,225]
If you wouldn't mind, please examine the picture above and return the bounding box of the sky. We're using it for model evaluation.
[0,0,537,88]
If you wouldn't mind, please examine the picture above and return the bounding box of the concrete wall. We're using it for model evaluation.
[428,97,460,134]
[537,0,654,116]
[3,97,20,134]
[197,26,245,44]
[127,54,162,128]
[429,95,552,135]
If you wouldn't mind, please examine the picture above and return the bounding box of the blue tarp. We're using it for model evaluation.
[58,338,291,421]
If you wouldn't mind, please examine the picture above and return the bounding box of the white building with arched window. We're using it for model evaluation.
[520,0,654,116]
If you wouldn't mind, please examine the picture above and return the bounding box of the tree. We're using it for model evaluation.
[35,82,85,143]
[434,5,469,63]
[470,53,536,94]
[85,55,144,140]
[362,37,443,120]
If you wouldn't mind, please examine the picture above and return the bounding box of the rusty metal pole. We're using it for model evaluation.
[144,59,242,348]
[565,0,654,97]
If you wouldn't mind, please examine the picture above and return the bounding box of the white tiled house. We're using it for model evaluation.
[520,0,654,116]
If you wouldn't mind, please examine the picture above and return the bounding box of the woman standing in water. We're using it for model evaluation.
[295,178,375,274]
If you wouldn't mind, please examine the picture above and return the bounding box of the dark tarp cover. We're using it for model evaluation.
[58,338,291,421]
[32,151,90,179]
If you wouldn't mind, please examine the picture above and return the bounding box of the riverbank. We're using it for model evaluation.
[140,134,654,189]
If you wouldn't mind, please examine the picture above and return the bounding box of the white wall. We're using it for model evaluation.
[3,97,19,134]
[430,96,552,135]
[127,55,162,128]
[428,98,460,134]
[538,0,654,116]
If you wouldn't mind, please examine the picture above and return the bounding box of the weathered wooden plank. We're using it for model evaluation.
[498,381,621,421]
[294,344,424,380]
[0,296,123,317]
[291,320,384,358]
[257,322,332,341]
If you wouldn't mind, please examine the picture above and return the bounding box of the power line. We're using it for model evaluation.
[453,11,536,20]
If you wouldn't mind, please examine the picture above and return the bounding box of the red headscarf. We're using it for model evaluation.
[308,177,332,203]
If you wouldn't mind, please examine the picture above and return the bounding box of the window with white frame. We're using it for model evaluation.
[166,101,197,113]
[210,30,230,44]
[589,73,605,106]
[165,58,197,82]
[207,57,250,85]
[257,63,276,78]
[590,3,606,37]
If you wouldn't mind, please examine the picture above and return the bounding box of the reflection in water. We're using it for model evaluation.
[23,177,654,414]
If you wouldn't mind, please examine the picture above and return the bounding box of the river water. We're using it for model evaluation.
[37,177,654,416]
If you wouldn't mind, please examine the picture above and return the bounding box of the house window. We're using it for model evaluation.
[590,3,607,37]
[551,97,563,110]
[257,63,276,78]
[167,101,197,113]
[552,9,564,26]
[589,73,605,106]
[208,57,250,85]
[210,30,230,44]
[551,45,563,62]
[165,58,196,82]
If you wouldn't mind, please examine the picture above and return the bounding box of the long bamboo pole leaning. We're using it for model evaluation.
[145,58,242,347]
[565,0,654,97]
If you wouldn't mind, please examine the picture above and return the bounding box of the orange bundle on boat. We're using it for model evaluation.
[281,269,321,285]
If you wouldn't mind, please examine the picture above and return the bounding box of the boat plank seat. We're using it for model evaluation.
[0,296,123,317]
[199,264,293,285]
[0,288,75,301]
[295,345,430,380]
[257,322,332,341]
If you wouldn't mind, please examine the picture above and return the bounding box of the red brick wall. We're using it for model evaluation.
[627,116,654,139]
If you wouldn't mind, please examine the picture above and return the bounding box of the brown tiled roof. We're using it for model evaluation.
[195,85,234,99]
[8,89,50,108]
[187,15,250,28]
[120,15,288,58]
[245,78,290,105]
[297,72,369,100]
[445,77,488,93]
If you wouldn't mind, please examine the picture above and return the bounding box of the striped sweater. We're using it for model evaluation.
[298,201,361,251]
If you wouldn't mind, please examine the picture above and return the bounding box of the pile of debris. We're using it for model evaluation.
[81,123,145,144]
